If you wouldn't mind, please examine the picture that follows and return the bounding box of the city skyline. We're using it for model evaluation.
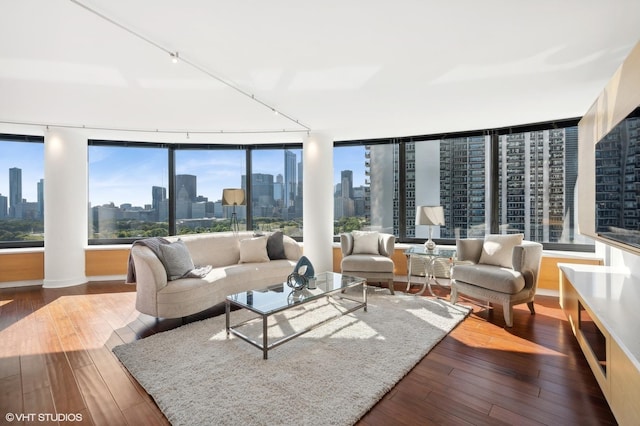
[0,142,366,208]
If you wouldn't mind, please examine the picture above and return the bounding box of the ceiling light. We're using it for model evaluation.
[170,52,179,63]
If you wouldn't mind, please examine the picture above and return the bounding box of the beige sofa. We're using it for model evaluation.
[130,231,302,318]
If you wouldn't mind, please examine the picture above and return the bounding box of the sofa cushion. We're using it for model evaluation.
[452,263,525,294]
[341,254,394,273]
[158,239,195,281]
[352,231,380,254]
[239,236,270,263]
[479,234,523,268]
[266,231,287,260]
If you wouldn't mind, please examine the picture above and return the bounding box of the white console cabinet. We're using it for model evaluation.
[559,264,640,425]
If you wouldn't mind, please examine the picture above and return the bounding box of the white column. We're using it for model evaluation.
[43,128,88,287]
[303,132,334,273]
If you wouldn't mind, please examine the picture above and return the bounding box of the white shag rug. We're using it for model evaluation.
[113,292,470,426]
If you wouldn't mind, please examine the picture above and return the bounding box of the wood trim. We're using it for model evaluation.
[85,249,130,276]
[538,256,603,291]
[0,252,44,282]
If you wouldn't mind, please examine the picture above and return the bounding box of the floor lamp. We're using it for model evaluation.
[416,205,445,250]
[222,188,245,234]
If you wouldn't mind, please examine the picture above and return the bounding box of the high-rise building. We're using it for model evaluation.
[274,174,284,207]
[9,167,22,218]
[284,150,296,208]
[175,174,197,202]
[341,170,353,199]
[152,186,167,220]
[37,179,44,219]
[0,194,7,218]
[243,173,275,217]
[439,136,487,239]
[365,145,395,233]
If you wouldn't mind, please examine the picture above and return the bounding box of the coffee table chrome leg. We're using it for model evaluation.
[363,282,368,312]
[262,315,268,360]
[225,300,230,336]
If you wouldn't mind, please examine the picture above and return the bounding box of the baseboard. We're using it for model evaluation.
[535,288,559,297]
[87,275,126,282]
[0,280,43,289]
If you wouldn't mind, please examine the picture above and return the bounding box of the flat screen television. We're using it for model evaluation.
[594,106,640,250]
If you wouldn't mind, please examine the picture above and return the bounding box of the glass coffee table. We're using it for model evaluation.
[225,272,367,359]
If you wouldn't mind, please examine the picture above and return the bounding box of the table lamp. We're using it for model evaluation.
[416,205,445,250]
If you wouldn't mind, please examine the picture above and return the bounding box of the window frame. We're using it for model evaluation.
[335,117,593,252]
[87,140,303,245]
[0,134,45,249]
[3,118,592,252]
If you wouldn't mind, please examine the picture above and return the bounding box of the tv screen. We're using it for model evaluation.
[595,106,640,250]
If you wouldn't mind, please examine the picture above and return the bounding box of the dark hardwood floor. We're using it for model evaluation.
[0,281,616,425]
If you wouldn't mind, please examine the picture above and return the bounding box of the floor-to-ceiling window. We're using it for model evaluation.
[88,143,169,241]
[408,136,489,241]
[334,120,590,251]
[3,119,590,251]
[174,149,245,234]
[0,135,45,246]
[333,143,397,236]
[497,126,586,244]
[251,147,303,237]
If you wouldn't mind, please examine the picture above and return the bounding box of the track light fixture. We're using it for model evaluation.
[68,0,312,134]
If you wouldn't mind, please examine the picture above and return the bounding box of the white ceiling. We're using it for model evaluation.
[1,0,639,143]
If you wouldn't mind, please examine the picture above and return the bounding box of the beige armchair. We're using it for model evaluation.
[340,231,395,295]
[450,235,543,327]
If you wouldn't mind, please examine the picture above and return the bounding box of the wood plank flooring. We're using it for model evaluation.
[0,282,616,425]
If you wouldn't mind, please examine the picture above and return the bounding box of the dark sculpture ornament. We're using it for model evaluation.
[286,272,308,290]
[293,256,315,278]
[286,256,315,290]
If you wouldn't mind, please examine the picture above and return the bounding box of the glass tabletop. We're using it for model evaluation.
[405,246,457,258]
[226,271,365,315]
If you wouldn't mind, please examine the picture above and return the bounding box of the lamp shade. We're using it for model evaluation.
[222,188,245,206]
[416,205,445,226]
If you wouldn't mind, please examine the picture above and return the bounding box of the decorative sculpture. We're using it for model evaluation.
[286,256,315,290]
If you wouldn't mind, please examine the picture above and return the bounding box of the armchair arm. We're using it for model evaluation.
[512,241,543,290]
[340,233,354,256]
[378,233,395,257]
[456,239,483,263]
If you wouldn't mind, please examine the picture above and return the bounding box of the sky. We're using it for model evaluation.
[0,141,44,203]
[0,141,366,207]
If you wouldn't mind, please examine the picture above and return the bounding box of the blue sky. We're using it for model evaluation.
[0,141,44,203]
[0,141,366,207]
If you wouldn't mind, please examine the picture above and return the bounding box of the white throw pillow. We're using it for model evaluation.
[352,231,380,255]
[158,239,195,280]
[239,236,270,263]
[478,234,524,268]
